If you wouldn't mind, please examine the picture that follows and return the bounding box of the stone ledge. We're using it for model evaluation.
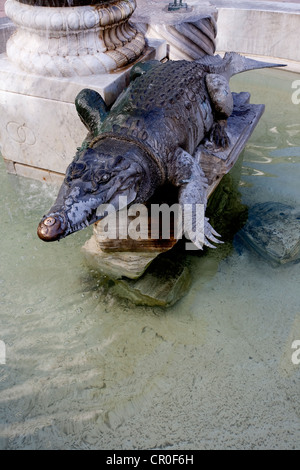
[213,0,300,14]
[215,1,300,66]
[134,0,300,67]
[0,38,166,105]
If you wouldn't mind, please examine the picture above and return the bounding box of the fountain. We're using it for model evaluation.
[1,0,300,451]
[0,0,289,305]
[35,47,284,305]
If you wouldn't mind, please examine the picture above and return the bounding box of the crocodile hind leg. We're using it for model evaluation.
[167,148,222,249]
[205,73,234,150]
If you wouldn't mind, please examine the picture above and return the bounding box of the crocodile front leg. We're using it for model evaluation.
[167,148,222,249]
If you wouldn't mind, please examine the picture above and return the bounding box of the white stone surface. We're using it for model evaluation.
[215,1,300,63]
[0,38,167,179]
[0,85,85,174]
[213,0,300,14]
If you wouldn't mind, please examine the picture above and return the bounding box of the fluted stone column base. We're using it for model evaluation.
[5,0,146,77]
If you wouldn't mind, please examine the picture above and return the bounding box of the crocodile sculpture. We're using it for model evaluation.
[37,52,282,249]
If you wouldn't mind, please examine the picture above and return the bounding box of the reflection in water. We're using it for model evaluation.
[0,69,300,449]
[240,124,300,179]
[241,165,275,178]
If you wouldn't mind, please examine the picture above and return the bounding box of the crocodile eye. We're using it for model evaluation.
[91,171,111,189]
[101,173,110,183]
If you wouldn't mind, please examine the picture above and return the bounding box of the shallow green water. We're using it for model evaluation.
[0,69,300,449]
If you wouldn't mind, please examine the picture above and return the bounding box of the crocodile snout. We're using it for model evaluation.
[37,214,66,242]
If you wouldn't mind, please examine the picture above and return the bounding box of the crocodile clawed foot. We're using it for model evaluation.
[204,217,223,249]
[205,121,230,151]
[186,217,223,250]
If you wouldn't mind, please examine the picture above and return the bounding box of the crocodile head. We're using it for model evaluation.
[37,138,155,242]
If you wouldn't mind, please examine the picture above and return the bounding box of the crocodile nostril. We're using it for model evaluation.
[43,217,56,227]
[37,215,65,242]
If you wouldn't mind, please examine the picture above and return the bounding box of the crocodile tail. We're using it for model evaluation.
[223,52,286,78]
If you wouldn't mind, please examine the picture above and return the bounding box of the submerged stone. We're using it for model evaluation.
[82,237,191,306]
[112,253,191,307]
[236,202,300,265]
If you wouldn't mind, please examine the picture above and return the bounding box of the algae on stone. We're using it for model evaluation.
[236,202,300,265]
[112,253,191,307]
